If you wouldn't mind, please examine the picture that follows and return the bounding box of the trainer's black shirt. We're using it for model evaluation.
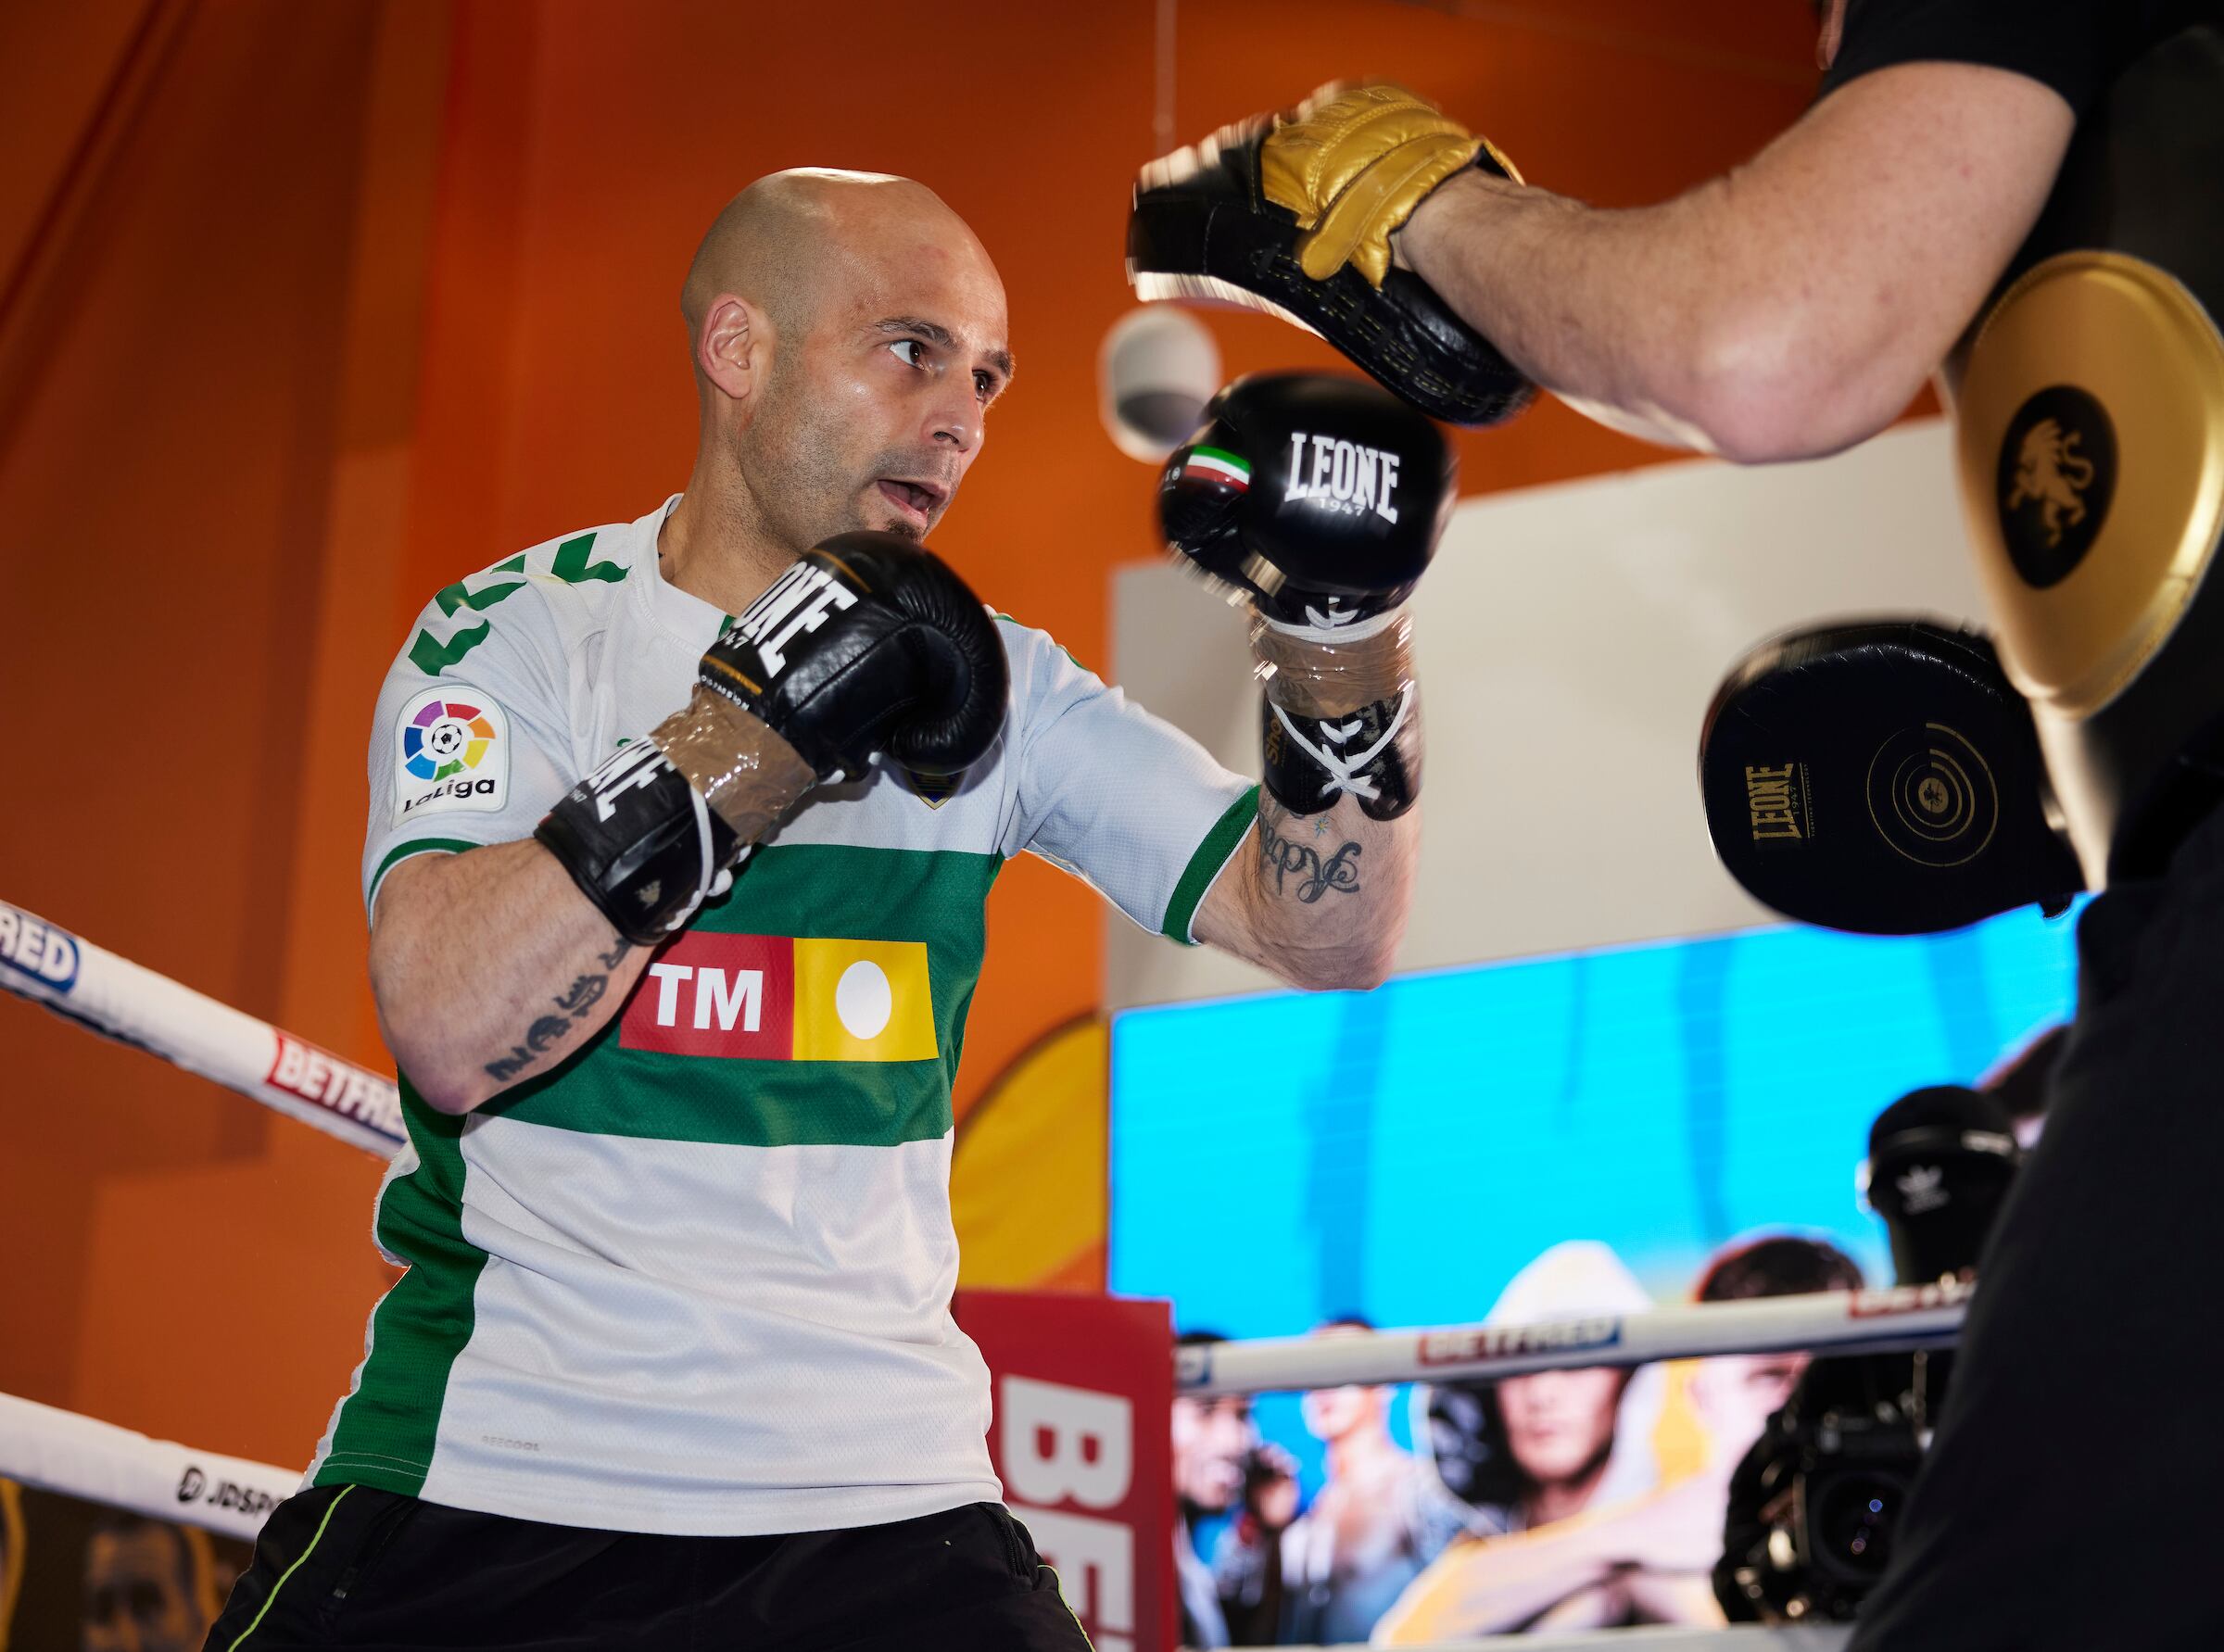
[1822,0,2220,113]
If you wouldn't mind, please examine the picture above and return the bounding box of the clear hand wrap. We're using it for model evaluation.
[1251,608,1422,820]
[650,687,817,842]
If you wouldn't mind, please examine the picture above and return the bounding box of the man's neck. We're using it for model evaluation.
[658,470,798,617]
[1324,1427,1396,1483]
[1524,1455,1611,1529]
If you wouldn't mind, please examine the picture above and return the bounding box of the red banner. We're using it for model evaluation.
[956,1290,1174,1652]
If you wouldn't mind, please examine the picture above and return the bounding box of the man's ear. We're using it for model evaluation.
[1817,0,1849,70]
[698,294,763,404]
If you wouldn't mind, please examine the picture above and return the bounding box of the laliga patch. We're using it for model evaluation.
[393,685,510,826]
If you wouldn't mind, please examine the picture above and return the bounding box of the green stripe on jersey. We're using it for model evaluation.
[313,1094,486,1497]
[492,843,1001,1149]
[318,842,1001,1496]
[1162,785,1258,942]
[366,837,477,910]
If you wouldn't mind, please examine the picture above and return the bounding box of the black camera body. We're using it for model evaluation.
[1715,1350,1950,1623]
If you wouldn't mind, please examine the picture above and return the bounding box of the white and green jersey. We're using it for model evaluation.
[313,496,1256,1535]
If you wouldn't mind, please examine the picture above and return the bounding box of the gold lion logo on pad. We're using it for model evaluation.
[2005,418,2097,549]
[1994,385,2116,589]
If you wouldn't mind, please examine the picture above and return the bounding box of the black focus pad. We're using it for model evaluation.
[1129,115,1535,428]
[1159,372,1455,629]
[1700,620,2084,935]
[703,532,1008,782]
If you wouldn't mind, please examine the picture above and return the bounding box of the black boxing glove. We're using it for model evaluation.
[703,531,1008,781]
[537,532,1006,945]
[1160,373,1452,820]
[1160,372,1456,634]
[535,739,752,946]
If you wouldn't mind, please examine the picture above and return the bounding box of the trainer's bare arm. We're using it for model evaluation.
[1194,791,1416,993]
[371,844,651,1116]
[1397,64,2073,462]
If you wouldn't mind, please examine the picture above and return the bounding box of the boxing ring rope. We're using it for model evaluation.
[0,1391,297,1544]
[0,901,1907,1646]
[1178,1280,1969,1395]
[5,894,1971,1397]
[0,897,403,1154]
[0,1386,1849,1648]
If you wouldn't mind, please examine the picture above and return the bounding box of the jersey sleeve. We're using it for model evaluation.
[996,620,1258,944]
[1821,0,2180,116]
[361,581,575,916]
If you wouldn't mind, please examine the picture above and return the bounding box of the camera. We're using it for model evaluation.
[1715,1347,1948,1621]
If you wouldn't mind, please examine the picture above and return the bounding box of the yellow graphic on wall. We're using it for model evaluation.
[952,1015,1108,1293]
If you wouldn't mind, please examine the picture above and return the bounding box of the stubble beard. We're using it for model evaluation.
[732,364,951,548]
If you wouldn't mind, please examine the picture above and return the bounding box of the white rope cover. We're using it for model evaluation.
[1,906,1901,1646]
[1283,1632,1850,1652]
[0,1397,1855,1648]
[1281,1630,1850,1651]
[1180,1280,1970,1395]
[0,896,402,1155]
[0,1390,299,1543]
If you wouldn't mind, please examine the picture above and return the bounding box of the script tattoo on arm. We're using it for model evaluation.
[1257,804,1363,903]
[551,973,607,1015]
[483,933,634,1084]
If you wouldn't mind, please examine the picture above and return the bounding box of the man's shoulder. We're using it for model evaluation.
[397,514,652,679]
[992,611,1098,685]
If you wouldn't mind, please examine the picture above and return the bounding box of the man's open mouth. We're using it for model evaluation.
[877,478,945,524]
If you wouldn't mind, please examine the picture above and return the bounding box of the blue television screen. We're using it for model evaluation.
[1118,909,2080,1645]
[1110,908,2079,1338]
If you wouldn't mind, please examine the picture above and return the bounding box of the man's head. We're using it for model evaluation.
[1496,1366,1631,1490]
[81,1515,216,1652]
[1479,1242,1651,1496]
[1172,1331,1256,1512]
[1688,1233,1864,1459]
[681,170,1011,553]
[1299,1316,1390,1446]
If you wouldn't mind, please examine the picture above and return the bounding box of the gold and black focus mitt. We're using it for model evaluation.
[1699,619,2084,936]
[1129,82,1533,428]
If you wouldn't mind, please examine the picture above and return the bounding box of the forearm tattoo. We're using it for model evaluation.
[484,934,632,1083]
[1257,805,1363,903]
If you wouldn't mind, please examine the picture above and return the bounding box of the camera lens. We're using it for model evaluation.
[1809,1470,1908,1579]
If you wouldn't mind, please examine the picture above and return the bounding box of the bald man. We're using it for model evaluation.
[206,172,1425,1648]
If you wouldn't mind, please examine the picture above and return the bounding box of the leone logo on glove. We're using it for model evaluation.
[729,560,860,678]
[1279,431,1403,523]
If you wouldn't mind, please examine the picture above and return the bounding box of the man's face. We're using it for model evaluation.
[82,1523,203,1652]
[1497,1367,1627,1489]
[1171,1393,1255,1510]
[1689,1351,1809,1461]
[1299,1323,1384,1444]
[738,223,1011,551]
[1301,1381,1381,1444]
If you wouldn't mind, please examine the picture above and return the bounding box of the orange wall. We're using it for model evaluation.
[0,1,1818,1466]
